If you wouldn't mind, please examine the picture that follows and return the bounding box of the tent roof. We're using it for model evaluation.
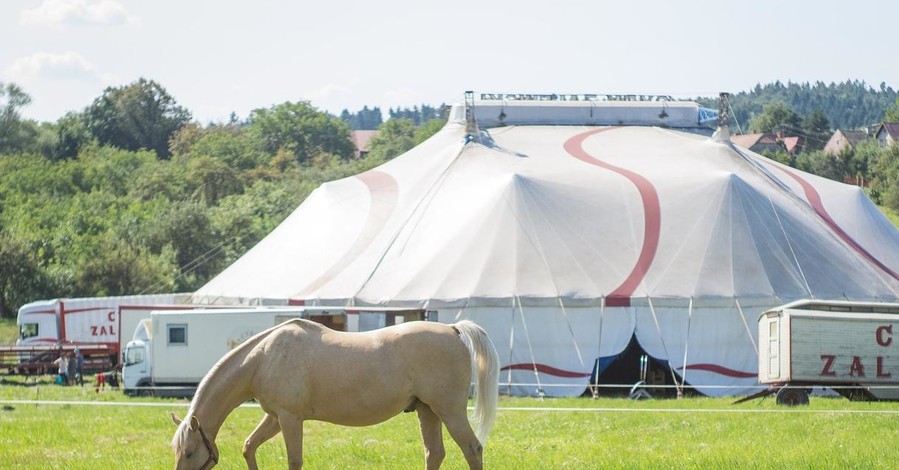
[195,100,899,308]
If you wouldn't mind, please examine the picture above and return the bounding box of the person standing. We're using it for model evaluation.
[53,353,68,385]
[74,348,85,386]
[65,352,76,386]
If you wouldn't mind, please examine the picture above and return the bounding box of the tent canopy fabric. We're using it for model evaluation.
[195,98,899,396]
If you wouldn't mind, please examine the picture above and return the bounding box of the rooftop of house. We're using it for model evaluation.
[878,122,899,139]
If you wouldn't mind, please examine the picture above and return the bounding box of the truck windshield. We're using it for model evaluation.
[124,346,145,366]
[19,323,38,340]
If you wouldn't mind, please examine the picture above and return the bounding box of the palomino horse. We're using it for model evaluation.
[171,318,499,469]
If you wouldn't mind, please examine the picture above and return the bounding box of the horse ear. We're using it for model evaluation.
[189,415,200,431]
[171,413,182,426]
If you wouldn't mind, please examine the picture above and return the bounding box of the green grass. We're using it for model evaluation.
[2,375,899,469]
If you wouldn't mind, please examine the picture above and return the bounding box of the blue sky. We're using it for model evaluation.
[2,0,897,124]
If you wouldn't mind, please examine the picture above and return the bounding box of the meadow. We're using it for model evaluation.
[2,373,899,469]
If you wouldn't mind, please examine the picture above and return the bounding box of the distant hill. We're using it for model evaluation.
[696,80,898,131]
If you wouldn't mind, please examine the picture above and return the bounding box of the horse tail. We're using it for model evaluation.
[453,320,500,444]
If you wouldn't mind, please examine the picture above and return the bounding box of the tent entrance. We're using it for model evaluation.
[589,335,687,398]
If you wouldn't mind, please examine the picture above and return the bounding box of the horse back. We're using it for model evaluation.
[247,320,472,424]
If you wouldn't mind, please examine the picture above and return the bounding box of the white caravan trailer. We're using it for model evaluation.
[758,299,899,404]
[122,307,427,397]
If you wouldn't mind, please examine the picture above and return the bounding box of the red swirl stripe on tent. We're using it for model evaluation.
[563,128,661,307]
[296,170,399,296]
[775,166,899,281]
[500,363,592,379]
[678,363,757,379]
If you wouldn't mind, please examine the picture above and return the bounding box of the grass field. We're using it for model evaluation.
[2,374,899,469]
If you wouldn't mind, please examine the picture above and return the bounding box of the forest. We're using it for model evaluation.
[1,78,898,317]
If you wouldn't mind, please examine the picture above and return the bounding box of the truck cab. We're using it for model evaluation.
[16,299,60,347]
[122,320,153,396]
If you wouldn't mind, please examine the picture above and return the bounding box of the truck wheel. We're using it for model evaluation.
[138,389,154,397]
[776,387,809,406]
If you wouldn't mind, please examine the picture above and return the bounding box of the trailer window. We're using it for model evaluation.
[168,324,187,346]
[19,323,38,340]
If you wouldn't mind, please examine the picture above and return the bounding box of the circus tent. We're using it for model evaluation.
[194,94,899,397]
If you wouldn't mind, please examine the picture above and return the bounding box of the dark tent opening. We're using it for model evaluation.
[588,336,693,398]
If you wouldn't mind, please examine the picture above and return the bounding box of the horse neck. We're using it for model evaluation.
[188,348,255,440]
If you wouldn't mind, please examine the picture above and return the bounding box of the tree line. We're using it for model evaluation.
[0,79,444,317]
[710,82,899,215]
[1,78,899,317]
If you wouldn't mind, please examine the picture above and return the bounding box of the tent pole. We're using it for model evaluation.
[734,297,759,357]
[592,297,605,399]
[506,300,515,396]
[516,295,545,399]
[647,296,683,397]
[680,297,694,399]
[556,296,585,373]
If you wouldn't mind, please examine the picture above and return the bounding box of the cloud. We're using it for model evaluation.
[384,87,423,108]
[5,51,106,82]
[20,0,139,28]
[306,83,352,103]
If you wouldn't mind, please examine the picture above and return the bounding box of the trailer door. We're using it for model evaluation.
[768,318,780,379]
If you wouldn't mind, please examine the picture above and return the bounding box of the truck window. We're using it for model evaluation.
[168,324,187,345]
[19,323,38,340]
[124,346,145,366]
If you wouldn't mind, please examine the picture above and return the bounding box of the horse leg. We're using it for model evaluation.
[440,412,483,470]
[278,413,305,470]
[243,413,281,470]
[416,404,446,470]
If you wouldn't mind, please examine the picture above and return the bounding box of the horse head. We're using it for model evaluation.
[171,413,219,470]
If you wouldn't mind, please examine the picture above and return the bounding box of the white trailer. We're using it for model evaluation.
[758,299,899,404]
[122,306,427,397]
[15,294,192,364]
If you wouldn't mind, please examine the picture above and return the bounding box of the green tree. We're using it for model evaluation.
[413,118,446,145]
[842,139,882,185]
[171,124,270,170]
[886,97,899,122]
[186,155,243,205]
[141,201,219,291]
[749,102,802,135]
[870,144,899,211]
[802,108,831,151]
[54,112,93,160]
[83,78,192,159]
[366,118,416,161]
[0,232,49,318]
[247,101,354,164]
[802,150,846,182]
[0,82,37,155]
[77,235,176,296]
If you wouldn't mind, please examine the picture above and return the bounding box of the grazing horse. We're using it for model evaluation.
[171,318,500,469]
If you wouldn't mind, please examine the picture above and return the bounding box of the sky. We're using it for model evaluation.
[2,0,898,124]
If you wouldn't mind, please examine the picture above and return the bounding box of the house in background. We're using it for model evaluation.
[875,123,899,147]
[823,129,869,155]
[350,130,378,158]
[730,132,802,155]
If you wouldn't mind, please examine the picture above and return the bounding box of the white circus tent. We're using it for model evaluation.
[194,94,899,397]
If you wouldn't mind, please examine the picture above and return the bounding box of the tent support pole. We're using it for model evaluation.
[679,297,694,399]
[516,296,545,399]
[647,296,683,397]
[592,298,605,399]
